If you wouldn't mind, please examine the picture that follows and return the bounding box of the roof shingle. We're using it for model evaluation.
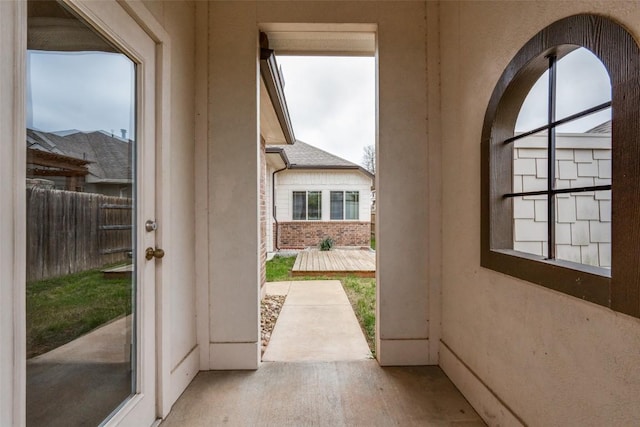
[281,140,360,168]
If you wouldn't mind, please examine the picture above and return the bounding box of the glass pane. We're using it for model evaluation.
[554,108,611,190]
[345,191,359,220]
[308,191,322,220]
[512,130,548,194]
[515,69,549,133]
[292,191,306,220]
[555,192,611,268]
[556,48,611,121]
[330,191,343,220]
[513,196,548,257]
[26,2,136,426]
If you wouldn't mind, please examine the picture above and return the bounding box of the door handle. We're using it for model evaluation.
[145,247,165,260]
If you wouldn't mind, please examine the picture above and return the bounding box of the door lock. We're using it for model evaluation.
[145,220,158,232]
[145,247,165,260]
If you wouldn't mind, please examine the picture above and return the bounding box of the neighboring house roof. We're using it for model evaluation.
[267,140,374,179]
[587,120,612,134]
[27,129,132,183]
[27,147,91,177]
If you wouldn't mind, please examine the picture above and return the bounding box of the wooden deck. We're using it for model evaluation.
[292,249,376,278]
[102,264,132,279]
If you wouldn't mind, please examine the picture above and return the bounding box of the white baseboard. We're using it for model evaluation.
[209,342,259,370]
[377,338,431,366]
[439,341,524,427]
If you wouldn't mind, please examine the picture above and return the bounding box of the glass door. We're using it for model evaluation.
[25,1,157,425]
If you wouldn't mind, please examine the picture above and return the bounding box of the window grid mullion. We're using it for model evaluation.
[504,185,612,199]
[343,191,347,220]
[503,101,611,145]
[547,55,557,260]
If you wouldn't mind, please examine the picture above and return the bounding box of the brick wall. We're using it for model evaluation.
[513,135,611,267]
[259,138,266,289]
[277,221,370,249]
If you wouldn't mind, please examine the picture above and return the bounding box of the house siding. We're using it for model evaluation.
[275,169,372,222]
[513,133,611,266]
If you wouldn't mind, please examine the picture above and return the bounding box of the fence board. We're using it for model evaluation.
[26,188,133,282]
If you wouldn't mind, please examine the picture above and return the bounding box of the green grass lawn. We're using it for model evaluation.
[340,276,376,354]
[265,255,296,281]
[265,255,376,355]
[28,255,376,358]
[26,267,132,358]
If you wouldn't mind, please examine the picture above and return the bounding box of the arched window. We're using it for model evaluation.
[481,15,640,317]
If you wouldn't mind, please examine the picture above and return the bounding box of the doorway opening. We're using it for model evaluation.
[259,31,377,363]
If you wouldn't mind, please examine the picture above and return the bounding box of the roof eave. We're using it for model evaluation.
[265,146,291,167]
[260,34,295,145]
[288,164,374,179]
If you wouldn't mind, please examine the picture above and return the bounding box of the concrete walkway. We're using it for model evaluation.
[27,316,132,427]
[262,280,372,362]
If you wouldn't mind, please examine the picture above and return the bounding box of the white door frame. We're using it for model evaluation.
[0,1,28,424]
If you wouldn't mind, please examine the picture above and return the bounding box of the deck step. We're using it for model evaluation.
[102,264,133,279]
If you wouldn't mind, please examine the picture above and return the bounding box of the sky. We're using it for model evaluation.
[27,51,135,138]
[28,47,610,165]
[277,55,376,165]
[515,47,611,133]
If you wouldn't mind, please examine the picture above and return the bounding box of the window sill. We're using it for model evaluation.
[481,248,610,308]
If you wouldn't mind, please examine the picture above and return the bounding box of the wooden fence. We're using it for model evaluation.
[27,187,133,282]
[371,212,376,242]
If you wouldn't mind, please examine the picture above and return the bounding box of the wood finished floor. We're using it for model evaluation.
[161,361,485,426]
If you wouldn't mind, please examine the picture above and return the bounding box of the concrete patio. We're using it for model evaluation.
[161,281,484,426]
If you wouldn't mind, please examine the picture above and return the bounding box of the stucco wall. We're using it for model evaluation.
[439,2,640,425]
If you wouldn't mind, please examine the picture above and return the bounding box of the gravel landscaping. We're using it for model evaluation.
[260,294,286,355]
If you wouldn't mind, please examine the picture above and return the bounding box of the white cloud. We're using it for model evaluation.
[515,48,611,133]
[28,51,135,136]
[277,55,376,166]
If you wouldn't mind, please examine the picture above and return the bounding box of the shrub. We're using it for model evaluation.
[319,236,334,251]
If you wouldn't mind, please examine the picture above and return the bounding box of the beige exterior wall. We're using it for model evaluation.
[439,2,640,425]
